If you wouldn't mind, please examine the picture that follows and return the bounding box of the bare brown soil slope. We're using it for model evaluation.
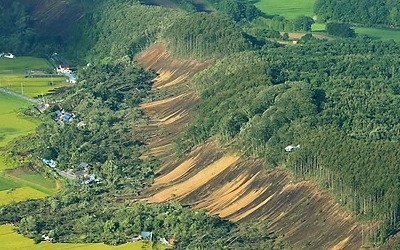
[136,43,364,249]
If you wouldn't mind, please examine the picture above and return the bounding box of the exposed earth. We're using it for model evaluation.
[135,43,365,249]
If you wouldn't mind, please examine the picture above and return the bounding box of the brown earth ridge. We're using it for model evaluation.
[135,43,364,249]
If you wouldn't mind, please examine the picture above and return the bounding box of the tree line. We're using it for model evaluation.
[314,0,400,27]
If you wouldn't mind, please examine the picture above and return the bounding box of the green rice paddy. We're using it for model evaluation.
[0,56,68,98]
[255,0,316,20]
[0,75,68,98]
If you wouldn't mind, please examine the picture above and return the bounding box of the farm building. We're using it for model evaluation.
[57,64,71,74]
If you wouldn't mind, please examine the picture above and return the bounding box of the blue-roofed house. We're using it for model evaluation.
[63,113,72,121]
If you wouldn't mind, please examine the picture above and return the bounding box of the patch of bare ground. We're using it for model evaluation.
[136,43,364,249]
[135,43,210,160]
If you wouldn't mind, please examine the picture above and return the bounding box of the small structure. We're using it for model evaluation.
[159,237,170,245]
[57,64,71,74]
[42,159,57,168]
[285,144,301,152]
[132,235,142,242]
[55,110,62,117]
[66,72,77,83]
[41,234,52,241]
[141,231,153,241]
[76,121,86,128]
[4,53,15,59]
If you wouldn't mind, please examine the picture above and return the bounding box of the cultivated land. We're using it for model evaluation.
[0,92,38,147]
[134,43,364,249]
[255,0,316,19]
[0,57,68,98]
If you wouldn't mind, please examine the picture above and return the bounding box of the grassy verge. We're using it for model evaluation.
[255,0,316,19]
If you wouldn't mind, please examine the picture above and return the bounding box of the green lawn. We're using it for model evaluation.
[0,57,53,74]
[255,0,316,19]
[355,27,400,41]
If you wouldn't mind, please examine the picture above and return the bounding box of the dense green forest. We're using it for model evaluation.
[315,0,400,27]
[2,0,400,248]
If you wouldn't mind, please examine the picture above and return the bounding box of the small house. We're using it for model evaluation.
[57,64,71,74]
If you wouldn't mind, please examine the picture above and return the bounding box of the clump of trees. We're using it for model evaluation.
[326,22,356,37]
[314,0,400,27]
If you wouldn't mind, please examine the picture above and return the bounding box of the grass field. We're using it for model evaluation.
[0,57,53,74]
[255,0,316,19]
[0,225,158,250]
[355,27,400,41]
[0,56,68,98]
[0,92,39,147]
[0,75,68,98]
[0,175,20,191]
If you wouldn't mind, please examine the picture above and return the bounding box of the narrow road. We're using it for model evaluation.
[0,87,39,103]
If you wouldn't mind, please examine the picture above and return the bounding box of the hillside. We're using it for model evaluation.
[1,0,400,249]
[135,43,364,249]
[0,0,86,55]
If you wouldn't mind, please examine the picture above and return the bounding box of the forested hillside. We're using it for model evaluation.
[181,37,400,243]
[1,0,400,248]
[315,0,400,27]
[0,0,87,56]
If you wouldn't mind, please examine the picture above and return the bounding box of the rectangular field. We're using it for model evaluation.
[0,75,68,98]
[0,57,53,74]
[255,0,316,19]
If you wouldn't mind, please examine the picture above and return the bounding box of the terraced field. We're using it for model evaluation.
[136,43,364,249]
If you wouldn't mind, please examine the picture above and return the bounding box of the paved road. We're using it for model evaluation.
[0,87,39,103]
